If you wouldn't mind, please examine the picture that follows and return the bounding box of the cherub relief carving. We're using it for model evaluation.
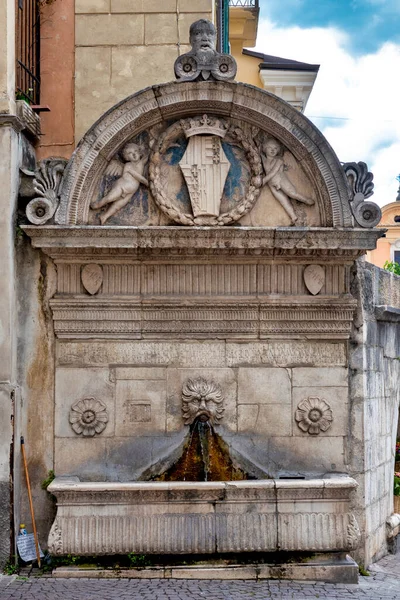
[261,137,314,224]
[90,143,149,225]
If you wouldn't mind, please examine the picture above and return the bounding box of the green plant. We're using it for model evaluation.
[358,564,370,576]
[15,91,32,104]
[394,473,400,496]
[395,441,400,462]
[41,470,55,490]
[127,553,151,568]
[3,558,18,575]
[383,261,400,276]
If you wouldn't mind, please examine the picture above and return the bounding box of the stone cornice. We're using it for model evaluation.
[0,114,25,133]
[22,226,384,260]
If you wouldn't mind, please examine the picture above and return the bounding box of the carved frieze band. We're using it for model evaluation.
[48,511,358,555]
[50,300,356,339]
[56,262,350,296]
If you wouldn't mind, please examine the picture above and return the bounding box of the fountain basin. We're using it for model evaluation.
[48,476,360,556]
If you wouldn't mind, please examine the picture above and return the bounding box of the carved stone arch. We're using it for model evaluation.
[57,81,353,227]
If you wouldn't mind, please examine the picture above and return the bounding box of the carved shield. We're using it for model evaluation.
[179,136,230,217]
[304,265,325,295]
[81,264,103,295]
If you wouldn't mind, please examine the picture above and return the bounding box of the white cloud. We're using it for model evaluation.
[254,19,400,206]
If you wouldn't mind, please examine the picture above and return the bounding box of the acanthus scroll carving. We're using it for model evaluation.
[342,161,381,228]
[26,158,68,225]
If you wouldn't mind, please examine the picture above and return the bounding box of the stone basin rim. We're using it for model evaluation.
[48,475,358,493]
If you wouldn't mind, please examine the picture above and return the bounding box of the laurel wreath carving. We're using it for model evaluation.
[148,117,263,226]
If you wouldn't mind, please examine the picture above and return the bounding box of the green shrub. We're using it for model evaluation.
[383,261,400,276]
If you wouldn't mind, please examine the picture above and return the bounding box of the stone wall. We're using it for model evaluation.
[0,0,18,567]
[74,0,214,142]
[350,261,400,565]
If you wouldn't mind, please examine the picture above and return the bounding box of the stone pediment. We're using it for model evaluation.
[43,81,375,230]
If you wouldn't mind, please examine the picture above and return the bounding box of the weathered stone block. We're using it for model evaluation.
[145,14,178,45]
[292,367,348,388]
[269,436,345,473]
[55,438,107,479]
[55,368,115,438]
[75,46,113,141]
[57,341,227,368]
[238,403,292,436]
[76,0,110,13]
[111,46,177,97]
[226,342,347,368]
[115,378,167,436]
[238,367,291,404]
[75,14,144,46]
[179,0,213,11]
[111,0,177,11]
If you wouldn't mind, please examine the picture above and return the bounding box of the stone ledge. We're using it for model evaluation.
[375,305,400,322]
[49,297,357,340]
[53,555,358,583]
[23,226,383,258]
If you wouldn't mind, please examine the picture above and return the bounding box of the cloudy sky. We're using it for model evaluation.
[255,0,400,206]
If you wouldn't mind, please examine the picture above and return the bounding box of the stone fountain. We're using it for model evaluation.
[23,19,384,581]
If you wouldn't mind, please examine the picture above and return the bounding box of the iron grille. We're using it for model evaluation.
[229,0,258,6]
[16,0,40,104]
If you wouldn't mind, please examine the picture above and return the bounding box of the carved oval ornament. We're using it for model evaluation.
[304,265,325,295]
[149,115,263,226]
[81,264,103,295]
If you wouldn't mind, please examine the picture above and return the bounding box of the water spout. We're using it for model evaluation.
[153,418,250,482]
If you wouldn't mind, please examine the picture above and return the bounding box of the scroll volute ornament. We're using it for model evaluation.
[343,161,382,228]
[174,19,237,82]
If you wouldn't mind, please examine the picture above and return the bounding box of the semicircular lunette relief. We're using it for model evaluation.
[87,115,321,229]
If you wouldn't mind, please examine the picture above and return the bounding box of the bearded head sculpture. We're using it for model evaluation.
[182,377,224,426]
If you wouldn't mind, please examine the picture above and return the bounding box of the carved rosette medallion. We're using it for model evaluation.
[295,397,333,435]
[69,397,109,437]
[182,377,224,425]
[149,115,262,226]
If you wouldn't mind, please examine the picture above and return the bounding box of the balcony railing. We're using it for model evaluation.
[229,0,258,7]
[16,0,41,105]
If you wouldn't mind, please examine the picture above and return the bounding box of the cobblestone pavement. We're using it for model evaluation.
[1,552,400,600]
